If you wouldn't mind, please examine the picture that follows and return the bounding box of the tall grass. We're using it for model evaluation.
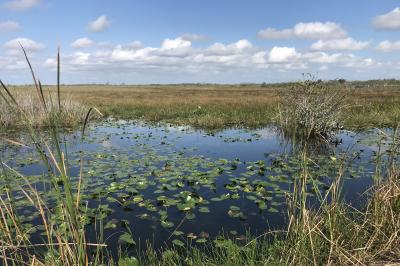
[0,89,86,129]
[0,47,103,265]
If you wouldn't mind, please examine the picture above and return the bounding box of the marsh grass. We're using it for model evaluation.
[18,82,398,130]
[0,88,86,130]
[0,47,104,265]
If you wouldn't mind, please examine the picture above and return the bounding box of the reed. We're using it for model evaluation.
[0,47,103,265]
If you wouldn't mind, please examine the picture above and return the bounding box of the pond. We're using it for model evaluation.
[0,120,392,257]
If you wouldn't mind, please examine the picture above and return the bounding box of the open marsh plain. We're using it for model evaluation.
[6,82,400,130]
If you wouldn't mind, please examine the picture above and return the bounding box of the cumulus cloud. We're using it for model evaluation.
[0,21,20,32]
[293,22,346,39]
[373,7,400,31]
[268,47,299,63]
[311,38,369,51]
[71,37,93,49]
[376,40,400,52]
[129,41,142,49]
[258,22,347,40]
[252,51,267,65]
[41,37,380,78]
[258,28,293,39]
[181,33,208,42]
[205,39,253,56]
[3,0,39,10]
[302,52,378,69]
[88,15,110,32]
[303,52,355,64]
[4,37,45,52]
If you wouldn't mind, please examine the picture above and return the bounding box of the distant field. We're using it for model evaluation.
[8,82,400,129]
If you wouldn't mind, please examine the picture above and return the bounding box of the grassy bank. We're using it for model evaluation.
[48,83,400,129]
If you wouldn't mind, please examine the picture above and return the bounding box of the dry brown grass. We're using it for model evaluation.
[0,88,86,129]
[4,83,400,129]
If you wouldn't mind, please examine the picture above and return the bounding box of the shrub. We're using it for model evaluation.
[277,79,349,139]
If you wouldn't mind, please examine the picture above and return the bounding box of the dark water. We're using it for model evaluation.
[0,120,393,257]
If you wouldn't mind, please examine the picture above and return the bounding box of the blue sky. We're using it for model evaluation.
[1,0,400,84]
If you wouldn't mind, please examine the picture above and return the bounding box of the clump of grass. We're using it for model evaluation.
[0,88,86,130]
[277,78,349,139]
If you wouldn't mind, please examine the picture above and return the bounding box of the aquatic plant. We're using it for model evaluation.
[0,47,102,265]
[136,128,400,265]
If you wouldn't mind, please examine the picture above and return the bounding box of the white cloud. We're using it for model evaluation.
[311,38,369,51]
[303,52,354,64]
[161,38,191,50]
[40,37,381,80]
[71,37,93,49]
[373,7,400,31]
[258,22,346,40]
[3,0,39,10]
[344,58,377,69]
[268,47,299,63]
[206,39,253,56]
[252,51,267,65]
[258,28,293,39]
[293,22,346,39]
[0,21,20,32]
[181,33,208,42]
[4,37,45,52]
[376,40,400,52]
[302,52,378,69]
[129,41,142,49]
[159,37,193,57]
[88,15,110,32]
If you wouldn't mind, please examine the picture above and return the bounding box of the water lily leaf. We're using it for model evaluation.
[198,207,210,213]
[161,220,174,228]
[172,239,185,247]
[118,257,139,266]
[119,232,135,246]
[196,238,207,243]
[173,230,184,236]
[268,207,279,213]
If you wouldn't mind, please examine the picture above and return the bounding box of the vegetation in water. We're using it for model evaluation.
[0,49,399,265]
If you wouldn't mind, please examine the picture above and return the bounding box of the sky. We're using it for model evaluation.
[1,0,400,84]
